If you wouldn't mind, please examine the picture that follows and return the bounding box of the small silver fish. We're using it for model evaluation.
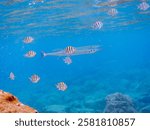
[107,8,118,16]
[138,2,150,11]
[24,50,36,58]
[23,36,34,44]
[63,57,72,65]
[29,74,40,83]
[56,82,67,91]
[9,72,15,80]
[92,21,103,30]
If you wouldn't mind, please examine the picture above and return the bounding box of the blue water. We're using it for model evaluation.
[0,0,150,113]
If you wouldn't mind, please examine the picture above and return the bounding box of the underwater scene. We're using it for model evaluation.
[0,0,150,113]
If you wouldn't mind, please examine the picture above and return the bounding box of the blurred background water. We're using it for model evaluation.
[0,0,150,112]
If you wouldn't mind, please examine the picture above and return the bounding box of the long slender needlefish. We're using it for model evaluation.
[42,45,101,57]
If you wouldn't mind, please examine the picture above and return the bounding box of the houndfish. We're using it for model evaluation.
[42,45,100,57]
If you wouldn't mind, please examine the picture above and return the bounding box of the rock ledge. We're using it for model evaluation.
[0,90,36,113]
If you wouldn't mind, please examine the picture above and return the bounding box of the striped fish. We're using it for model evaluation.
[9,72,15,80]
[24,50,36,58]
[63,57,72,65]
[92,21,103,30]
[65,46,76,55]
[138,2,150,11]
[107,8,118,16]
[29,74,40,83]
[23,36,34,44]
[56,82,67,91]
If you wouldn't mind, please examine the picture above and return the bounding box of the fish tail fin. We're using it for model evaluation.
[41,51,47,57]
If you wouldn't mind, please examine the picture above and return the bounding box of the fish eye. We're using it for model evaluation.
[89,49,95,53]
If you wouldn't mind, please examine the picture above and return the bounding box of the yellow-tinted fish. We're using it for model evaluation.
[24,50,36,58]
[23,36,34,44]
[56,82,67,91]
[29,74,40,83]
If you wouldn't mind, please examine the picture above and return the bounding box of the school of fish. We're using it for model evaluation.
[6,0,150,91]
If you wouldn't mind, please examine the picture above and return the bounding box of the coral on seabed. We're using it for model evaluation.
[104,93,136,113]
[0,90,37,113]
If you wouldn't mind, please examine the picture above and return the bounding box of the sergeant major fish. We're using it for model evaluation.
[9,72,15,80]
[92,21,103,30]
[138,2,150,11]
[64,46,76,55]
[107,8,118,16]
[24,50,36,58]
[56,82,67,91]
[29,74,40,83]
[23,36,34,44]
[63,57,72,65]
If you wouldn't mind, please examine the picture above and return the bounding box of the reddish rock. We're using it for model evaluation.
[0,90,37,113]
